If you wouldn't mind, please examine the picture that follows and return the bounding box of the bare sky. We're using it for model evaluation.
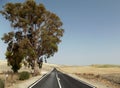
[0,0,120,65]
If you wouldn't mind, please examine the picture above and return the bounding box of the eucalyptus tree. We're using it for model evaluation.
[1,31,35,73]
[0,0,64,74]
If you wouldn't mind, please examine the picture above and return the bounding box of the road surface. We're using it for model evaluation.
[28,68,96,88]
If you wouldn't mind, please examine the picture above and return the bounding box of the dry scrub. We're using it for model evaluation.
[0,60,53,88]
[59,65,120,88]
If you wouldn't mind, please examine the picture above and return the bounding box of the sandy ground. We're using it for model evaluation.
[8,63,58,88]
[0,60,54,88]
[0,60,120,88]
[7,71,48,88]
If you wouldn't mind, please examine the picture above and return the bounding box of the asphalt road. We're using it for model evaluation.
[28,68,96,88]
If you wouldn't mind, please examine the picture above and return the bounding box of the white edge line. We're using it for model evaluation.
[58,71,96,88]
[28,68,54,88]
[67,73,96,88]
[56,72,62,88]
[68,74,96,88]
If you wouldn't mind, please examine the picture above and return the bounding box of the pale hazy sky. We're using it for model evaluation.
[0,0,120,65]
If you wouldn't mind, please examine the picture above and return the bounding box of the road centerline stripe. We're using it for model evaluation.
[56,72,62,88]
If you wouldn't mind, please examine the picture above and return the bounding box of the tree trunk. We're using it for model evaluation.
[33,59,41,76]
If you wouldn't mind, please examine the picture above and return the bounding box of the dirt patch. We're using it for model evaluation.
[0,62,54,88]
[74,73,120,88]
[101,73,120,84]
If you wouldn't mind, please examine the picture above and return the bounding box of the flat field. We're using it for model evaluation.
[59,65,120,88]
[0,60,120,88]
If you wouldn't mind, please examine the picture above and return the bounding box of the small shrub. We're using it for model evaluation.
[19,71,30,80]
[96,74,100,78]
[0,79,4,88]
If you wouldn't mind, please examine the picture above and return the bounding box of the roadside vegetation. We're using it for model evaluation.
[0,0,64,87]
[0,79,5,88]
[0,62,52,88]
[19,71,30,80]
[0,0,64,75]
[90,64,120,68]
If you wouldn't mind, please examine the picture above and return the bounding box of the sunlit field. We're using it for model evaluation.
[59,64,120,88]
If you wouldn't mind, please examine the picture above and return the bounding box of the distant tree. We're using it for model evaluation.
[0,0,64,74]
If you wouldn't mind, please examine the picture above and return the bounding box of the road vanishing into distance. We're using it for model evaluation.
[28,68,96,88]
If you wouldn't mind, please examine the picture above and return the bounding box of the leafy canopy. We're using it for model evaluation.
[1,0,64,72]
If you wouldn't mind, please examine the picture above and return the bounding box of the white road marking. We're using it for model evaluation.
[28,68,54,88]
[62,72,96,88]
[56,72,62,88]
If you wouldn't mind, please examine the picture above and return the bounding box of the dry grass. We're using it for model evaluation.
[91,64,120,68]
[0,60,53,88]
[0,60,120,88]
[59,65,120,74]
[59,65,120,88]
[101,73,120,84]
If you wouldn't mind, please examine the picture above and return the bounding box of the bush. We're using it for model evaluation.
[19,71,30,80]
[0,79,4,88]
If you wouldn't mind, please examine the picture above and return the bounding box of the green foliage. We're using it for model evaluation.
[19,71,30,80]
[5,44,24,73]
[1,32,14,43]
[0,79,4,88]
[0,0,64,72]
